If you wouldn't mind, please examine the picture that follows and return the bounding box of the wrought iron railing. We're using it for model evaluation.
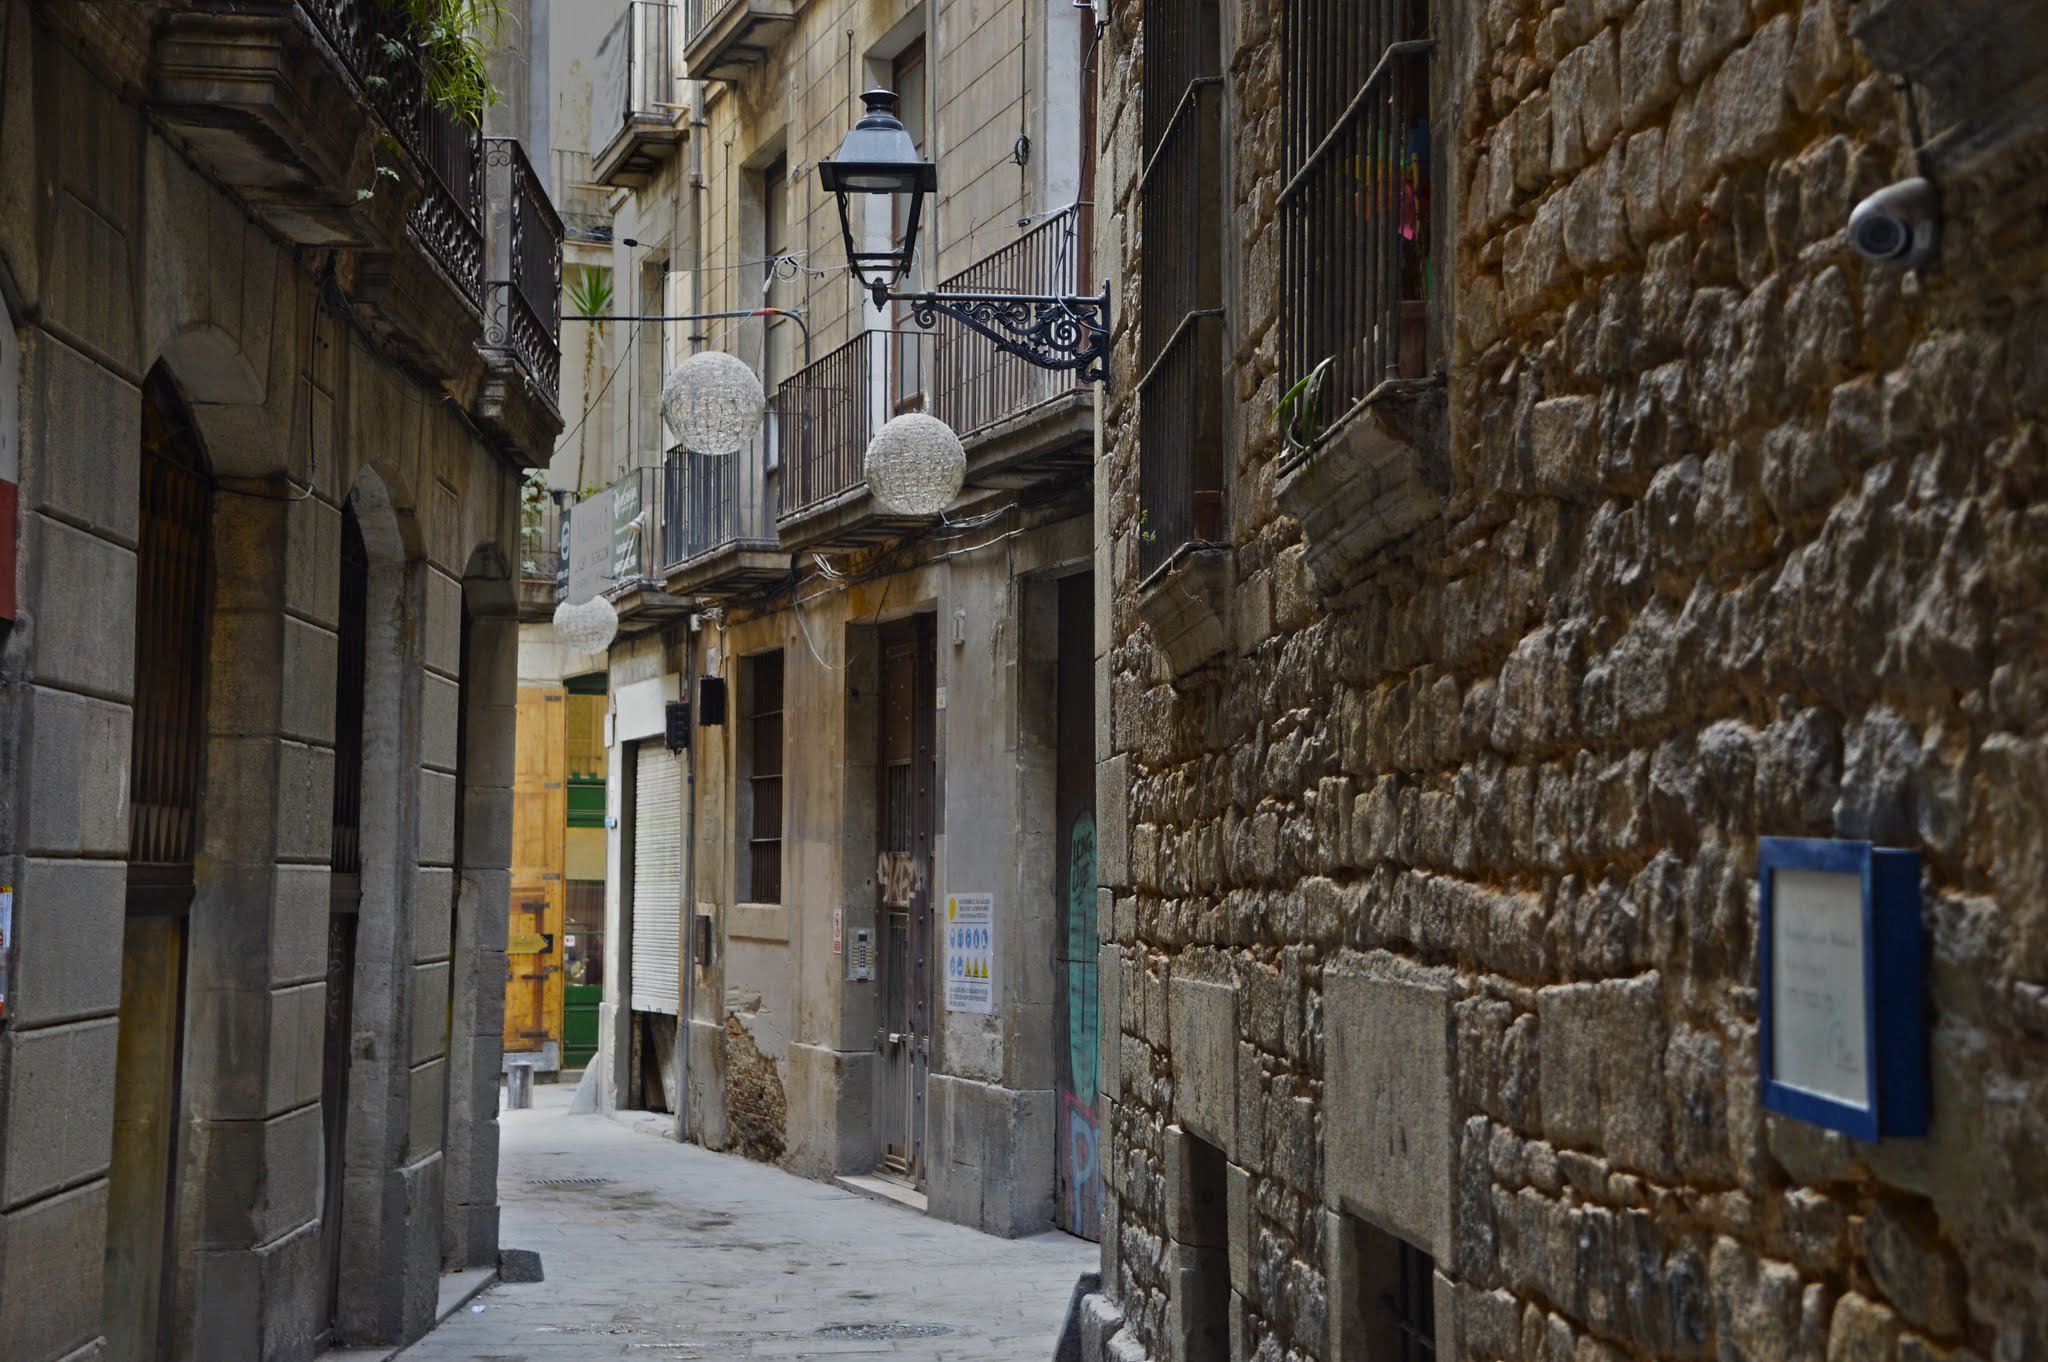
[1279,0,1435,421]
[778,329,935,518]
[931,213,1091,439]
[519,489,568,585]
[412,102,484,309]
[665,440,778,564]
[681,0,753,42]
[592,2,677,159]
[484,137,564,395]
[297,0,485,311]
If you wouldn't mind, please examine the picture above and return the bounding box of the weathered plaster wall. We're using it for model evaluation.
[1091,0,2048,1360]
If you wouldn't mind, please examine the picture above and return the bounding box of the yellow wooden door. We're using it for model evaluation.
[505,687,568,1053]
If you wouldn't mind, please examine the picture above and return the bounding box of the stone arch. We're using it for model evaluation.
[150,319,290,483]
[440,540,518,1269]
[329,460,440,1347]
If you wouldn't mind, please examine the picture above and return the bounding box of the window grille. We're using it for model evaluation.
[1136,0,1226,580]
[1281,0,1436,429]
[742,651,785,903]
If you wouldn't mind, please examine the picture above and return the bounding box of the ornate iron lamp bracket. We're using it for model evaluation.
[872,280,1113,387]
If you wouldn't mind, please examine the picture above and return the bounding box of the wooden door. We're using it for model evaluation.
[877,615,936,1181]
[1053,574,1101,1238]
[108,369,211,1361]
[505,687,566,1053]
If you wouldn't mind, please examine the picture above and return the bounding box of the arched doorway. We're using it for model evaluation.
[319,502,371,1337]
[105,367,214,1361]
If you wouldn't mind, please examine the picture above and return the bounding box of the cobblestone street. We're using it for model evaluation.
[391,1083,1095,1361]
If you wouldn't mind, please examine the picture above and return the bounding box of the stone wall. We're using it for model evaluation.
[1090,1,2048,1360]
[0,8,528,1358]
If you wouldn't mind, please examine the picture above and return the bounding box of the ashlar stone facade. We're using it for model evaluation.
[1086,1,2048,1360]
[0,3,553,1357]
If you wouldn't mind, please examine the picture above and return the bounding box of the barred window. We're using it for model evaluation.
[739,650,784,904]
[1281,0,1437,428]
[1136,0,1226,581]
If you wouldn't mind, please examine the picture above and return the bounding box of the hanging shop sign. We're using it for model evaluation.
[944,892,994,1015]
[1757,837,1927,1140]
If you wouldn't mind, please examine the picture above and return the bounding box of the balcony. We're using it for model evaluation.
[518,490,569,622]
[659,441,788,601]
[604,466,693,629]
[135,0,506,394]
[590,3,684,187]
[681,0,803,84]
[776,330,942,554]
[930,214,1096,491]
[477,138,566,459]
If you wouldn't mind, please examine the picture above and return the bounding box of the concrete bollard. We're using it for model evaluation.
[507,1064,533,1110]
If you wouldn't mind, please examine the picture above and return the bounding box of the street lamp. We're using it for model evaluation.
[820,89,1112,384]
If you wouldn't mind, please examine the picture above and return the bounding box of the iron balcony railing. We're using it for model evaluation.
[778,329,936,519]
[519,489,569,586]
[664,439,779,565]
[484,137,564,396]
[591,2,677,160]
[681,0,741,36]
[1279,0,1435,422]
[931,213,1091,440]
[414,101,484,310]
[297,0,485,310]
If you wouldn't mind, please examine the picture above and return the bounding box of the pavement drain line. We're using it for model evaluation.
[524,1176,615,1187]
[814,1323,954,1340]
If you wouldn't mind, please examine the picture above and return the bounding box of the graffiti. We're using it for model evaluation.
[1057,810,1102,1237]
[1062,1090,1101,1240]
[877,851,923,908]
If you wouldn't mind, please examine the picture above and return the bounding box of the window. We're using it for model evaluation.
[1281,0,1436,427]
[1137,0,1226,580]
[1332,1214,1437,1361]
[738,650,785,903]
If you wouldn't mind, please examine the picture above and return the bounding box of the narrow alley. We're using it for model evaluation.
[383,1082,1095,1361]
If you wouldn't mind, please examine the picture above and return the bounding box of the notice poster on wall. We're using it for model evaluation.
[944,893,995,1014]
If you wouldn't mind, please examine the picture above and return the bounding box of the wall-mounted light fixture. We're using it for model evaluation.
[820,90,1111,384]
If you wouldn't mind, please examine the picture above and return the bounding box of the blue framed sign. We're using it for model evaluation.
[1757,838,1927,1140]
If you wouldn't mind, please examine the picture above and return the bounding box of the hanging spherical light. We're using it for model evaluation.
[864,412,966,517]
[553,595,619,655]
[661,351,766,455]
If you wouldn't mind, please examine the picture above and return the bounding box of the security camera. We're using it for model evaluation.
[1848,177,1939,270]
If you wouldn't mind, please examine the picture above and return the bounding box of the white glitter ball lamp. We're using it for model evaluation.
[553,595,619,654]
[864,412,966,517]
[661,351,766,455]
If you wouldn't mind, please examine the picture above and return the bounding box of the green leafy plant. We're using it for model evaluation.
[1274,356,1336,458]
[565,267,615,323]
[381,0,508,126]
[520,468,551,515]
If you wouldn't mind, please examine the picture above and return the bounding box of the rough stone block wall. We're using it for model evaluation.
[1094,1,2048,1359]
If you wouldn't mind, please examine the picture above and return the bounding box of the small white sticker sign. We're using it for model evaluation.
[943,893,994,1014]
[1769,868,1870,1108]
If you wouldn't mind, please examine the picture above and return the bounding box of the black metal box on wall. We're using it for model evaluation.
[664,700,691,751]
[698,676,728,726]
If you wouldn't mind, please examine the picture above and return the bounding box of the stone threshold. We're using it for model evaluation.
[834,1173,930,1215]
[323,1267,496,1360]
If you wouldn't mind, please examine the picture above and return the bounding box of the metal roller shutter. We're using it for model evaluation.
[630,743,682,1015]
